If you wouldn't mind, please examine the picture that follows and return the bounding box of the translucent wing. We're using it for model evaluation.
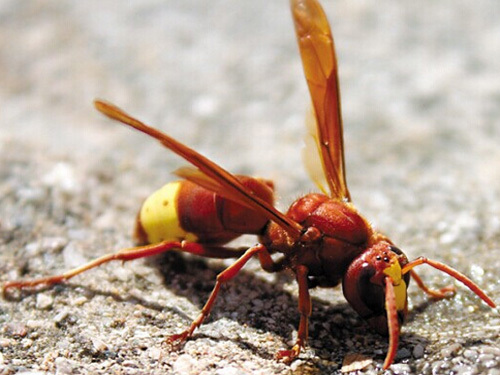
[302,107,328,195]
[94,100,303,238]
[291,0,351,201]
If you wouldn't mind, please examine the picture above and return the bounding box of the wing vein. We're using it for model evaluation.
[94,100,303,238]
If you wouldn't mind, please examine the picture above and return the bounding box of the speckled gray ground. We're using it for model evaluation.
[1,1,499,374]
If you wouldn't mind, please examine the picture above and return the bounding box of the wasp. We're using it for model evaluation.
[3,0,496,369]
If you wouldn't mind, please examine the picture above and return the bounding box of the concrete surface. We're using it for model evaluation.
[0,0,499,374]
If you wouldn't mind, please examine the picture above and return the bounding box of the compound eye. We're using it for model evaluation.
[356,264,385,314]
[389,245,403,256]
[388,245,411,286]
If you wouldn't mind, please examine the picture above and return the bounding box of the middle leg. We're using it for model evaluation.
[167,243,271,344]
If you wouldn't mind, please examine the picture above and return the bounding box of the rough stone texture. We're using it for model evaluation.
[0,1,499,374]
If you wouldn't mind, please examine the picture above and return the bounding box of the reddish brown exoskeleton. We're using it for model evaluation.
[3,0,496,369]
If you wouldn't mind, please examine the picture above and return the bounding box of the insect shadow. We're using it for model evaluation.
[148,251,431,364]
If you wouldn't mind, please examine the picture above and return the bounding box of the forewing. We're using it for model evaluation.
[174,166,257,211]
[94,100,303,237]
[302,107,328,195]
[291,0,350,201]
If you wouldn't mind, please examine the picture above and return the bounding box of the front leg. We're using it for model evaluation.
[276,264,311,362]
[402,257,496,307]
[410,269,456,299]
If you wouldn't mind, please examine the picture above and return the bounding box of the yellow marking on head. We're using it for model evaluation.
[139,182,198,244]
[383,261,407,311]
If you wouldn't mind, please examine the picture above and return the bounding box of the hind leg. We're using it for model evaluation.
[3,240,240,296]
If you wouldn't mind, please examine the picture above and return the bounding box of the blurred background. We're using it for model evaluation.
[1,0,499,374]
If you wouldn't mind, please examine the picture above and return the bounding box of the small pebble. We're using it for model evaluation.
[452,365,478,375]
[432,360,450,375]
[290,360,305,371]
[25,242,42,256]
[463,349,477,360]
[173,354,195,373]
[122,360,138,368]
[4,322,28,338]
[42,162,78,193]
[395,347,411,360]
[56,339,71,351]
[53,310,70,325]
[25,236,67,254]
[391,363,411,374]
[67,229,89,241]
[26,320,46,330]
[252,299,263,308]
[216,366,247,375]
[148,347,162,361]
[21,339,33,349]
[55,357,77,375]
[413,344,424,359]
[62,242,87,269]
[72,296,88,306]
[36,293,54,310]
[91,336,108,352]
[479,352,498,368]
[16,187,45,204]
[484,360,498,369]
[331,314,344,325]
[478,353,494,362]
[94,211,118,230]
[133,329,151,339]
[481,346,500,357]
[440,343,462,358]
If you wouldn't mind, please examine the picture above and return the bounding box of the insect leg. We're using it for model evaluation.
[383,276,400,369]
[3,240,226,296]
[167,243,269,345]
[256,247,287,273]
[402,257,496,308]
[409,269,456,300]
[276,265,311,362]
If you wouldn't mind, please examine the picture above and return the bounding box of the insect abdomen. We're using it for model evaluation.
[133,181,197,245]
[134,177,274,245]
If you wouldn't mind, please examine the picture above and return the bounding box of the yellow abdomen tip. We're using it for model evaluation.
[139,182,197,244]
